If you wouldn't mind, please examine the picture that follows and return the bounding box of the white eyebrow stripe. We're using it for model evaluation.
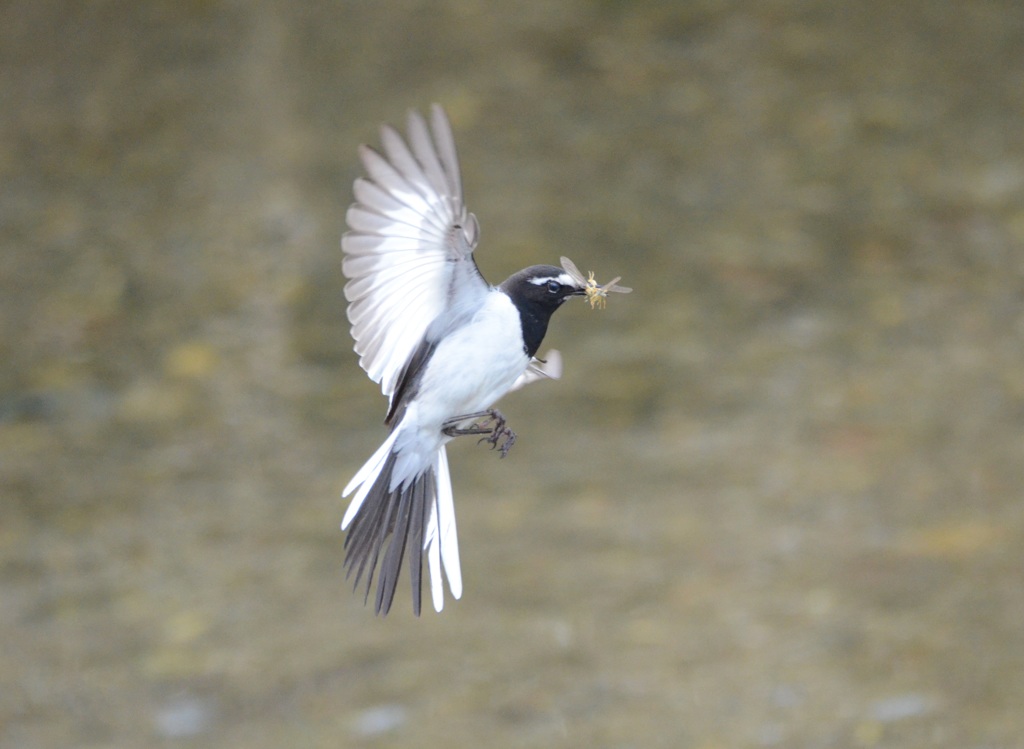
[528,273,576,286]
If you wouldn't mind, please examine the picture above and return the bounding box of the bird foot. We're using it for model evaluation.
[441,409,517,458]
[478,414,517,458]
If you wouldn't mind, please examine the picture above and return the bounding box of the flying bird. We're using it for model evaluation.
[340,105,628,615]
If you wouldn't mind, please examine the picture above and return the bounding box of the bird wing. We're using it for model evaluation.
[508,349,563,392]
[342,104,489,400]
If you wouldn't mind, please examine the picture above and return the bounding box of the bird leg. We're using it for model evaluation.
[441,409,517,458]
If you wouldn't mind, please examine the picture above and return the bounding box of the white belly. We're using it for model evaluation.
[414,290,529,428]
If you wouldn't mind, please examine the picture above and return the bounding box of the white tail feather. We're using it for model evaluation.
[423,445,461,612]
[426,507,444,613]
[436,447,462,599]
[341,429,400,528]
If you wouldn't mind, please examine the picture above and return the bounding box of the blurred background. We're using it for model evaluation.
[3,1,1023,747]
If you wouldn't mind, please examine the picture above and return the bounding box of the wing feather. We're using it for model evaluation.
[346,206,437,239]
[358,146,443,223]
[343,106,488,399]
[429,104,463,199]
[407,110,453,199]
[352,179,442,231]
[380,126,435,201]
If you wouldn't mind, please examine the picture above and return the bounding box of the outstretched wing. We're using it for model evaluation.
[343,105,488,400]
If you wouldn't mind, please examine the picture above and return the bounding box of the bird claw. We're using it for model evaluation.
[477,417,516,458]
[442,409,517,458]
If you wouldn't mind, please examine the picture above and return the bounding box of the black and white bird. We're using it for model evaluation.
[340,105,597,615]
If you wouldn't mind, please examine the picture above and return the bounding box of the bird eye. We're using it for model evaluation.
[546,280,561,294]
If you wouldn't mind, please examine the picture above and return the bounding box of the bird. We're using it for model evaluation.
[340,104,595,616]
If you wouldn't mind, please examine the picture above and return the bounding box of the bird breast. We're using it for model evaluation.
[414,291,530,429]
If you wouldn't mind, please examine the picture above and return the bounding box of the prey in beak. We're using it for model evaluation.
[560,256,633,309]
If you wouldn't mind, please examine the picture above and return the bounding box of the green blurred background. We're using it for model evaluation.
[2,1,1023,747]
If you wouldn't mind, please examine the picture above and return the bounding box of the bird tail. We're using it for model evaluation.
[341,437,462,615]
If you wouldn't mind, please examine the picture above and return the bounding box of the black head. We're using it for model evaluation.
[499,265,585,357]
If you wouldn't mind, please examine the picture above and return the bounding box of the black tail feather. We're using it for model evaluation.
[377,483,413,615]
[343,451,433,616]
[344,462,394,594]
[406,477,433,615]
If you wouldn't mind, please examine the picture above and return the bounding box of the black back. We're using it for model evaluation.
[499,265,583,357]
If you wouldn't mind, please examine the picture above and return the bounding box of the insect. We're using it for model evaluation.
[560,256,632,309]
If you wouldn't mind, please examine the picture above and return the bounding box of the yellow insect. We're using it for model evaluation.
[560,257,632,310]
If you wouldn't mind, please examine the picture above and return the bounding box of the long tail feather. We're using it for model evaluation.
[435,447,462,598]
[342,442,460,615]
[342,429,400,523]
